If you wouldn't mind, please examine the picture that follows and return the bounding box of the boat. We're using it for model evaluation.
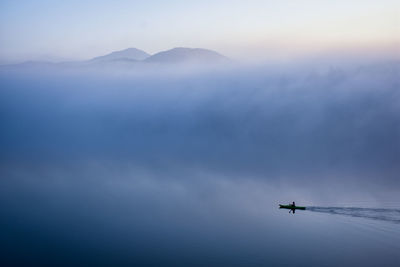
[279,204,306,210]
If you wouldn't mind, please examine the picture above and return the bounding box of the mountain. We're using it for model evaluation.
[144,47,228,64]
[1,47,230,70]
[90,48,150,62]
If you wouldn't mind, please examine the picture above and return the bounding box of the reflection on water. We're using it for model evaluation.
[307,206,400,224]
[1,166,400,267]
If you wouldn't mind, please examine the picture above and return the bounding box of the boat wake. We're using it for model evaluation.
[307,207,400,224]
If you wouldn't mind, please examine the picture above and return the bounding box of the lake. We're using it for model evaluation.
[1,63,399,266]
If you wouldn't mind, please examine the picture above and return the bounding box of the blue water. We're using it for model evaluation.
[307,206,400,224]
[1,63,399,266]
[1,170,399,267]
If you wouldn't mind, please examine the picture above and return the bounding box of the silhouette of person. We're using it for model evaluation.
[289,201,295,214]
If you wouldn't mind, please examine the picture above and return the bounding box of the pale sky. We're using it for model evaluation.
[0,0,399,63]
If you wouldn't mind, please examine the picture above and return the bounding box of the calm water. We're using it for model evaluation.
[1,63,399,266]
[1,168,399,267]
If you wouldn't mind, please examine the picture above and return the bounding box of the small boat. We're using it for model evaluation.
[279,204,306,210]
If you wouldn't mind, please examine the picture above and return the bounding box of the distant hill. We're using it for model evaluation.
[90,48,150,62]
[1,47,230,70]
[144,47,229,64]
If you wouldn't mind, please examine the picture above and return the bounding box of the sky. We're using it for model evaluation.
[0,0,399,63]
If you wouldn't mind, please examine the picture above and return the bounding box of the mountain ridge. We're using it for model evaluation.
[144,47,228,64]
[90,48,150,62]
[1,47,230,68]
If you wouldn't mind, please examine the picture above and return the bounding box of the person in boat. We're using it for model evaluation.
[289,201,295,214]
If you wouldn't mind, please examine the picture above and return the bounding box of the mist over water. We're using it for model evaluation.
[1,59,400,266]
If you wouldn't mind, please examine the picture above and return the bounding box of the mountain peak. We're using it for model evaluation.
[90,48,150,62]
[144,47,228,64]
